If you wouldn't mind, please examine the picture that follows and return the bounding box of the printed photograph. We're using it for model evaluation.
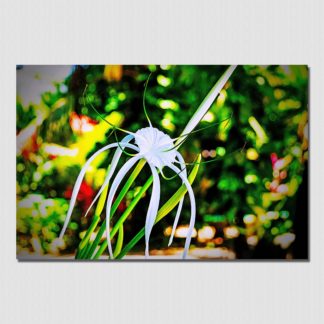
[16,65,309,260]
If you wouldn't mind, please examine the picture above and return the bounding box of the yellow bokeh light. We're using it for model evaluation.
[158,99,179,110]
[266,211,279,220]
[243,214,256,225]
[245,174,258,184]
[174,225,197,238]
[197,226,216,242]
[157,75,171,87]
[163,226,172,236]
[224,226,239,239]
[246,148,259,160]
[248,116,269,147]
[161,118,175,132]
[216,89,227,107]
[247,235,258,246]
[202,112,215,123]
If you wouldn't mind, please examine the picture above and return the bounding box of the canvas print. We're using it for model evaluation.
[16,65,309,260]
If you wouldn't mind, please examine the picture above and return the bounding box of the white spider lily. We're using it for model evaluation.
[60,65,237,259]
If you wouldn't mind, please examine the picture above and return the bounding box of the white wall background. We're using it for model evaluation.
[1,1,323,323]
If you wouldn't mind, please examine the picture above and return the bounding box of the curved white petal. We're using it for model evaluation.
[168,164,196,259]
[105,155,142,259]
[168,152,187,246]
[145,164,161,258]
[134,127,176,169]
[59,142,128,239]
[84,136,139,218]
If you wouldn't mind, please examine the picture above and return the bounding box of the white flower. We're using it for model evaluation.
[59,65,237,259]
[134,127,177,170]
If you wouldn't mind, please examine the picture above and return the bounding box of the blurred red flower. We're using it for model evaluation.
[64,181,95,212]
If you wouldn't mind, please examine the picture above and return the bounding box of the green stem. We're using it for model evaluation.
[85,219,107,259]
[113,226,124,258]
[93,235,108,259]
[76,214,101,259]
[79,215,100,250]
[116,228,145,259]
[79,241,92,259]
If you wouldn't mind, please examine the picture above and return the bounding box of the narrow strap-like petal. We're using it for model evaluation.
[105,155,141,259]
[84,137,139,218]
[59,142,125,239]
[168,164,196,259]
[168,152,187,246]
[145,164,161,258]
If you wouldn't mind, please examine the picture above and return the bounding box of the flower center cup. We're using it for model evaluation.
[134,127,177,170]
